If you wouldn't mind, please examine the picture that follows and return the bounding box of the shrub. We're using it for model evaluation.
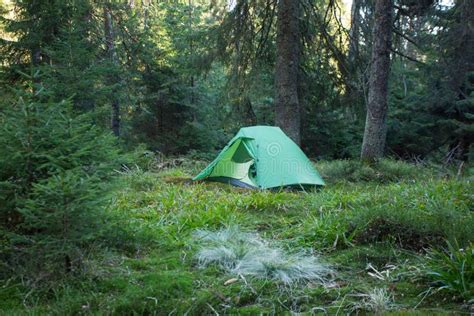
[0,85,123,282]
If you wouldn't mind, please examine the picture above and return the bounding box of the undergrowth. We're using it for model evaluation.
[317,159,434,183]
[0,159,472,314]
[427,240,474,301]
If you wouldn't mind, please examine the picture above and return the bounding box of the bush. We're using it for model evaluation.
[0,85,123,282]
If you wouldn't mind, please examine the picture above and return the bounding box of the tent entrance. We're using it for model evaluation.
[208,138,257,187]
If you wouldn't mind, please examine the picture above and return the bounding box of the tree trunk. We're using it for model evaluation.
[104,3,120,137]
[188,0,196,106]
[31,48,42,91]
[360,0,393,161]
[275,0,301,145]
[142,0,149,30]
[31,48,41,66]
[348,0,361,65]
[346,0,363,115]
[239,96,257,125]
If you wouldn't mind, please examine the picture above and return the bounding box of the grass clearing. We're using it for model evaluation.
[1,159,472,314]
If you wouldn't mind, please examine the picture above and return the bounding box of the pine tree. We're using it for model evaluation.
[386,0,473,162]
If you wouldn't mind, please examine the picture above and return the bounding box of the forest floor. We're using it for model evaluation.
[1,159,473,315]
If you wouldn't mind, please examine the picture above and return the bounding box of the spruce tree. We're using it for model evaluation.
[0,80,122,280]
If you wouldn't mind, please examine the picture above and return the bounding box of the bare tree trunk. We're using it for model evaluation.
[238,96,257,125]
[31,48,42,90]
[31,48,41,66]
[346,0,362,115]
[188,0,196,106]
[275,0,301,145]
[104,3,120,137]
[348,0,361,64]
[141,0,149,30]
[360,0,393,161]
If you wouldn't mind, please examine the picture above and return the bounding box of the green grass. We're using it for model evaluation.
[427,240,474,300]
[1,159,472,314]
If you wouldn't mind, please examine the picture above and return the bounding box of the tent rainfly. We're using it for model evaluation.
[193,126,325,189]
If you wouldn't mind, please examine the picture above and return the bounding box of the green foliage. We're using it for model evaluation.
[123,1,231,154]
[387,2,474,162]
[0,84,123,281]
[1,0,472,162]
[427,240,474,301]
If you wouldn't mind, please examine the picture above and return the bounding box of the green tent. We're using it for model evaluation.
[193,126,325,189]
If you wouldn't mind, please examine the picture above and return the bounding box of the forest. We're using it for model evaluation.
[0,0,473,314]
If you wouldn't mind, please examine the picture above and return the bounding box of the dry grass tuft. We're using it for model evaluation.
[194,226,333,286]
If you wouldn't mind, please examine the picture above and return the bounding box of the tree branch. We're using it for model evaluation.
[393,28,421,49]
[390,48,425,64]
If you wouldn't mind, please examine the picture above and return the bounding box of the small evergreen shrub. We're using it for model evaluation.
[0,85,123,282]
